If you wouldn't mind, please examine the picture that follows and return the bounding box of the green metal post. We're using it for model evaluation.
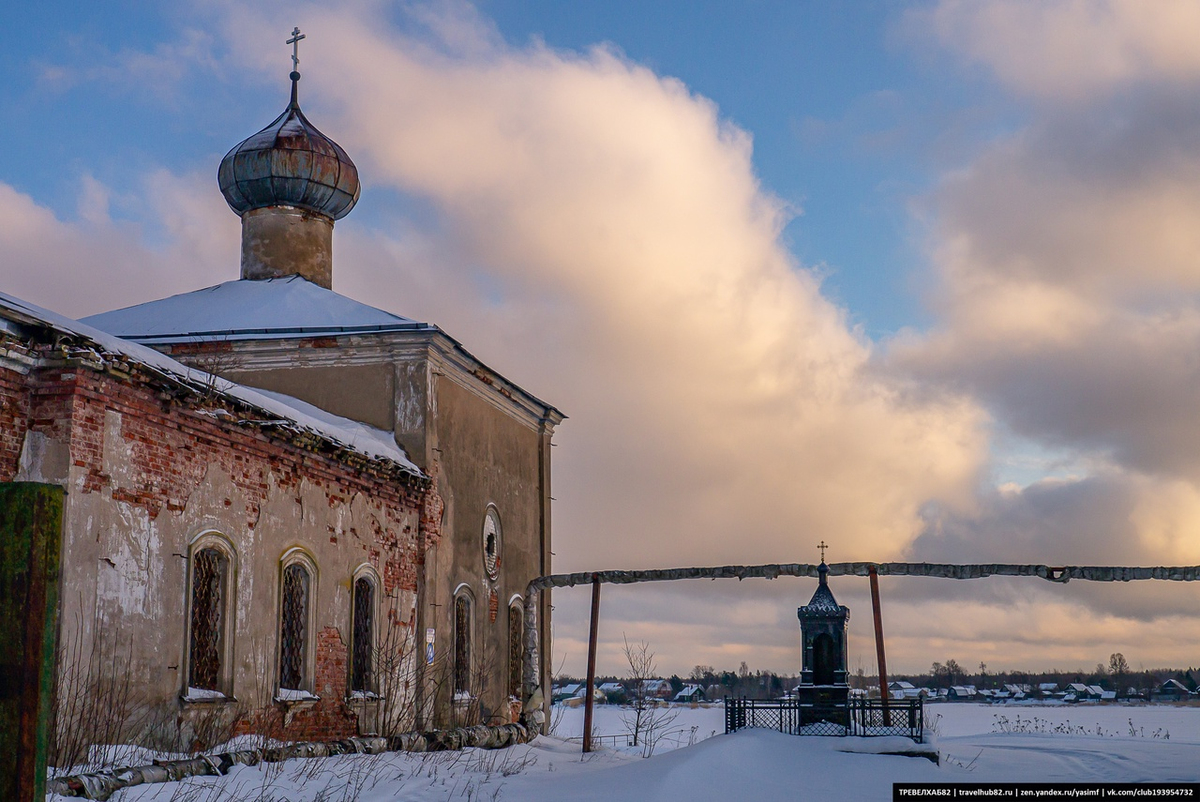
[0,482,65,801]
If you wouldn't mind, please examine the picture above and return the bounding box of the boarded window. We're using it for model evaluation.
[508,602,523,699]
[189,547,227,690]
[454,595,471,694]
[351,577,374,692]
[279,563,310,690]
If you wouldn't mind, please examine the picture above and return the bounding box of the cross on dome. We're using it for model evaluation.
[818,540,828,563]
[287,27,305,74]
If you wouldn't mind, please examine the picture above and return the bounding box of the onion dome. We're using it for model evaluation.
[218,73,359,221]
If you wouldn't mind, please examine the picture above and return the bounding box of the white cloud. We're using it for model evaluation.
[0,171,237,318]
[916,0,1200,101]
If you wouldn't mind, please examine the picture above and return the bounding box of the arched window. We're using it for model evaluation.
[454,592,472,695]
[351,575,375,693]
[189,547,228,691]
[278,552,317,691]
[507,598,524,700]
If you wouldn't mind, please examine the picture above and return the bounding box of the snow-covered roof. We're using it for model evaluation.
[82,277,566,426]
[0,290,422,477]
[81,277,431,343]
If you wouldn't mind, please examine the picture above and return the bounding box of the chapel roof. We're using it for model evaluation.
[81,276,430,343]
[798,562,847,617]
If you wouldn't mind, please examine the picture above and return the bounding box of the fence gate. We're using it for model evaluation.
[724,697,923,741]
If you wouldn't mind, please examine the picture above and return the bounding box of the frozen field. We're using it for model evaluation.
[555,698,1200,746]
[50,703,1200,801]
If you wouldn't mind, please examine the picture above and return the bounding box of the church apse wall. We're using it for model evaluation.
[427,373,547,725]
[2,349,429,754]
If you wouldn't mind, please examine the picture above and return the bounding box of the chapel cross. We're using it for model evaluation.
[287,27,306,73]
[818,540,828,562]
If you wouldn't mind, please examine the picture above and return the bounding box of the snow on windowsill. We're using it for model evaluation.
[347,690,382,702]
[275,688,321,703]
[182,687,230,703]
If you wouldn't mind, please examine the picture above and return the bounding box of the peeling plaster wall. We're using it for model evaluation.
[13,364,425,746]
[227,363,396,433]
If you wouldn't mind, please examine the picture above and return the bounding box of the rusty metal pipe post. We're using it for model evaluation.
[868,565,891,726]
[583,574,602,753]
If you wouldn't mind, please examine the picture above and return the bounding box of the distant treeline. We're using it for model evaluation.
[881,654,1199,694]
[559,655,1200,697]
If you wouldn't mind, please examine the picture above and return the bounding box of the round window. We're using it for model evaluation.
[482,507,501,580]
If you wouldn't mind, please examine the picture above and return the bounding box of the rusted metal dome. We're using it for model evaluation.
[218,76,360,221]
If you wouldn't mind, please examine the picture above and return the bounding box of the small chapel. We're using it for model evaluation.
[0,31,561,759]
[795,549,850,708]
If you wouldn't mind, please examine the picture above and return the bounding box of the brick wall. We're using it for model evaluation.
[16,356,429,743]
[0,366,29,480]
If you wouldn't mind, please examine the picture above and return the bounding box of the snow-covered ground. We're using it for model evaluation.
[50,703,1200,801]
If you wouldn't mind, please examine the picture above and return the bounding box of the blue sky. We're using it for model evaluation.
[5,1,1200,676]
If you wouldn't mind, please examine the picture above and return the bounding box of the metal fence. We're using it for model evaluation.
[724,697,923,741]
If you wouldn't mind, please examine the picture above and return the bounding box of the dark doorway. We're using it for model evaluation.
[812,633,836,685]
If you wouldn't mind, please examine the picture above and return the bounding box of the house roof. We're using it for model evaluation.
[0,290,422,477]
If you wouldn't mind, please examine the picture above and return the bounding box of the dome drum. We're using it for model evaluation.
[240,206,333,289]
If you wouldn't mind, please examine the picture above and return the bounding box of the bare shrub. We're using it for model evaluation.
[619,634,677,757]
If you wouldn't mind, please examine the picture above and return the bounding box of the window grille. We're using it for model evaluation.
[351,577,374,692]
[189,547,227,690]
[279,563,310,690]
[454,595,471,694]
[508,602,523,699]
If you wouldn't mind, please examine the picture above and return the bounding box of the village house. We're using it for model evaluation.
[1153,679,1193,702]
[673,684,705,703]
[640,679,674,700]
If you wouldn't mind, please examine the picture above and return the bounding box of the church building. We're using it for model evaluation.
[2,45,562,756]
